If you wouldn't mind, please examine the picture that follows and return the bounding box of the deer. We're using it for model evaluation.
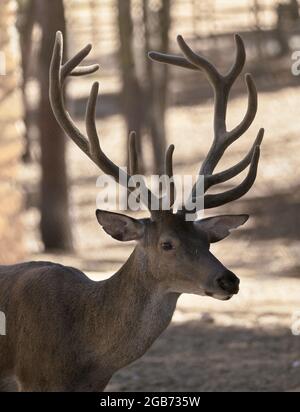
[0,31,263,392]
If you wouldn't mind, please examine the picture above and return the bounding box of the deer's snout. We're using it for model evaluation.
[215,270,240,295]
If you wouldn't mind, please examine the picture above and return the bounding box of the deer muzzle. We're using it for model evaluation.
[215,270,240,295]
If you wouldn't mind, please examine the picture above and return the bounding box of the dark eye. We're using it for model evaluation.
[161,241,174,251]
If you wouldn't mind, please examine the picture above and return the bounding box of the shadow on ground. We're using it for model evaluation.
[107,319,300,392]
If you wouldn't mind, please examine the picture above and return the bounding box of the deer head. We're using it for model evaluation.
[49,32,263,301]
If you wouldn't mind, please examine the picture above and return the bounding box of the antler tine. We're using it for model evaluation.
[185,130,262,214]
[198,73,257,179]
[85,72,156,210]
[61,43,99,81]
[225,74,257,145]
[50,31,89,154]
[203,146,260,209]
[128,131,139,176]
[224,34,246,86]
[50,31,160,214]
[205,128,264,190]
[176,35,220,85]
[85,81,125,179]
[85,82,101,159]
[148,50,199,71]
[157,144,176,212]
[165,144,176,208]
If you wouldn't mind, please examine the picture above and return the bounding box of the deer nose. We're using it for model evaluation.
[216,270,240,294]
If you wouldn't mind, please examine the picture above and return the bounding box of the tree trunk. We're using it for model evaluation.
[144,0,170,174]
[0,0,24,263]
[37,0,73,251]
[17,0,36,163]
[275,0,298,56]
[117,0,144,172]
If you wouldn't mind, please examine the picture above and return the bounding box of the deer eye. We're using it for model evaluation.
[161,241,174,251]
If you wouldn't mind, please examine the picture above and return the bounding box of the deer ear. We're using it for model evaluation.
[195,214,249,243]
[96,209,145,241]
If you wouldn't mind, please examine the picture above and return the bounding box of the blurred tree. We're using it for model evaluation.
[36,0,73,251]
[0,0,24,262]
[143,0,170,174]
[16,0,36,162]
[276,0,299,56]
[117,0,145,172]
[117,0,171,174]
[253,0,264,60]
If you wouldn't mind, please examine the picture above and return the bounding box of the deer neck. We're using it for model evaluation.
[91,249,179,370]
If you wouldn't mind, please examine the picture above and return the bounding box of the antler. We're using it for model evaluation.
[149,34,263,212]
[49,31,176,216]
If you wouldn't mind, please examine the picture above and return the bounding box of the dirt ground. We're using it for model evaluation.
[23,82,300,391]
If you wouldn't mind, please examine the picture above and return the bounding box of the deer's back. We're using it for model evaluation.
[0,261,90,309]
[0,261,95,385]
